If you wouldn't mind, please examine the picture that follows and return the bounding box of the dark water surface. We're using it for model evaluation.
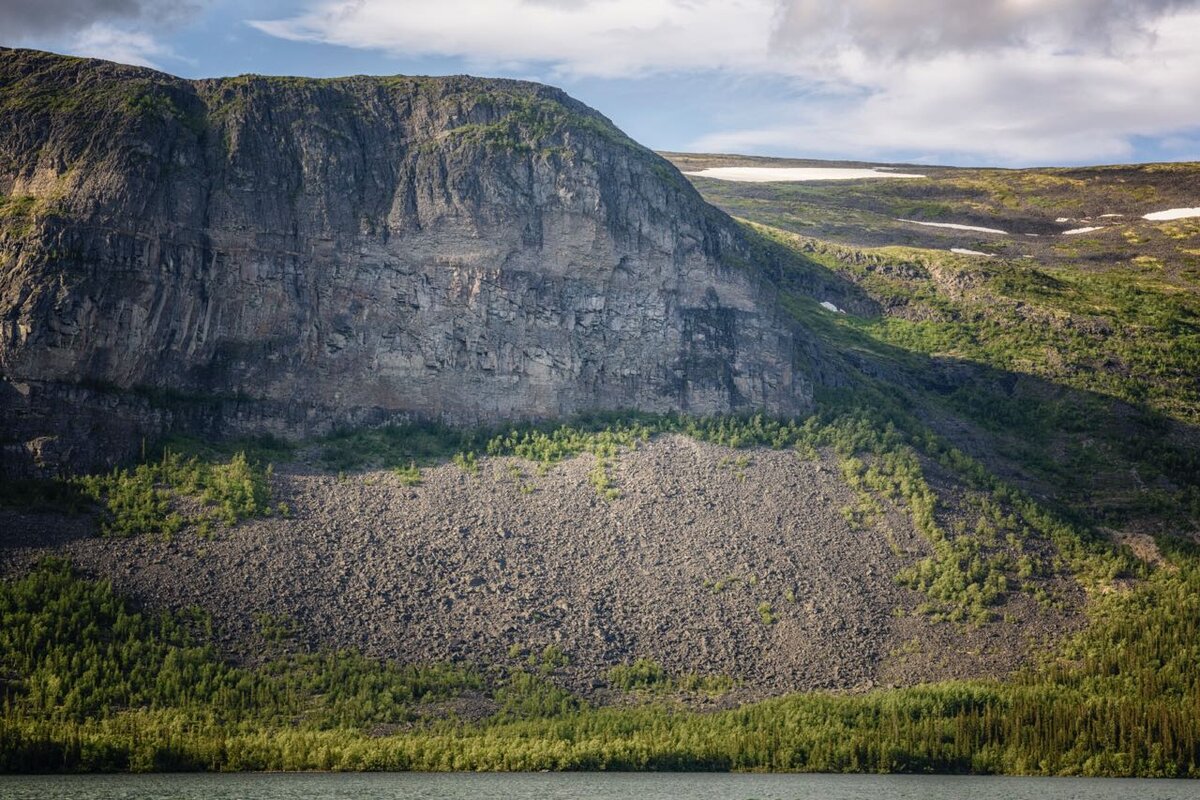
[1,773,1197,800]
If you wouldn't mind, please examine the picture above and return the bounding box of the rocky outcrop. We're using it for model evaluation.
[0,48,811,473]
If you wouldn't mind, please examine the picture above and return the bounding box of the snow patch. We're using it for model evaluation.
[1099,214,1124,218]
[819,300,845,313]
[683,167,926,182]
[1063,226,1104,235]
[897,219,1007,234]
[1056,217,1071,223]
[1143,207,1200,221]
[950,248,992,257]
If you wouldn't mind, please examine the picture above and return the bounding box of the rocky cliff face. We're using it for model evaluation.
[0,48,811,473]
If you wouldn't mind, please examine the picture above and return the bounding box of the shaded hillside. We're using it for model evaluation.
[666,153,1200,542]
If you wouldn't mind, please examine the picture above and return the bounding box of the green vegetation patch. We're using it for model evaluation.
[607,658,735,697]
[77,450,274,537]
[441,92,636,157]
[0,195,37,218]
[0,479,92,516]
[744,220,1200,539]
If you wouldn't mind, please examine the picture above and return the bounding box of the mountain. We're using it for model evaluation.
[1,49,1199,777]
[0,47,816,474]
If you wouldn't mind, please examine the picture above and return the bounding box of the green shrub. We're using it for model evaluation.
[531,644,569,675]
[393,462,422,486]
[588,458,619,501]
[76,450,272,537]
[607,658,668,691]
[452,451,478,475]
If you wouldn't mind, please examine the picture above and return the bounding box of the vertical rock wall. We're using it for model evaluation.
[0,49,812,472]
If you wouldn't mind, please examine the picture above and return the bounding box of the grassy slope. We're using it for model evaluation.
[665,154,1200,541]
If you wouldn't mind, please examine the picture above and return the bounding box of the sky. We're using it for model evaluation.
[3,0,1200,167]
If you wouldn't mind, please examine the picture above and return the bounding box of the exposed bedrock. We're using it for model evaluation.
[0,48,815,473]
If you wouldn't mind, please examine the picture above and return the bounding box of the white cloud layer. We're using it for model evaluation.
[0,0,200,39]
[250,0,783,78]
[773,0,1200,61]
[67,22,177,69]
[247,0,1200,164]
[2,0,202,71]
[698,8,1200,164]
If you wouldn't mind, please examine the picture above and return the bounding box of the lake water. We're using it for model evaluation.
[0,773,1197,800]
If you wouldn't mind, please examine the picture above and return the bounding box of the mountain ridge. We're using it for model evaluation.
[0,47,830,475]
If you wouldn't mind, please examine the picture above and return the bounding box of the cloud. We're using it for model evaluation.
[248,0,783,78]
[697,8,1200,164]
[773,0,1200,62]
[67,22,178,69]
[248,0,1200,78]
[1,0,203,70]
[247,0,1200,164]
[0,0,200,40]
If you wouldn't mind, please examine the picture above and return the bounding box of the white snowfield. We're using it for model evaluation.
[896,219,1008,234]
[819,300,845,313]
[683,167,927,182]
[1063,226,1104,235]
[1143,207,1200,221]
[950,248,992,256]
